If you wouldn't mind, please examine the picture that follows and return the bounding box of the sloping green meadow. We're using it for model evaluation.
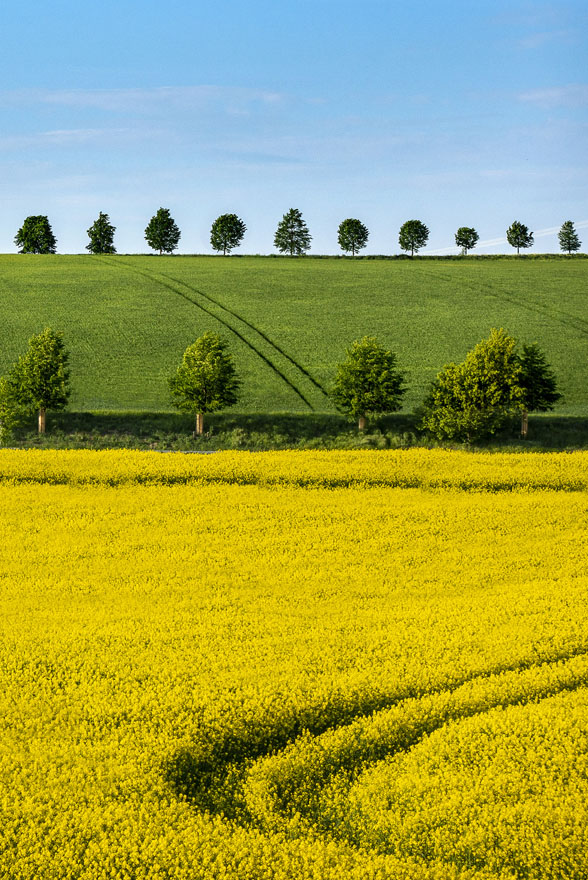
[0,255,586,415]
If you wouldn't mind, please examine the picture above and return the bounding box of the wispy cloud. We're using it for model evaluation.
[518,84,588,107]
[0,127,151,151]
[518,29,572,49]
[0,86,285,115]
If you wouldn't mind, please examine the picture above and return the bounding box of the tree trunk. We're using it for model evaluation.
[194,413,204,436]
[38,408,46,434]
[358,415,367,431]
[521,408,529,439]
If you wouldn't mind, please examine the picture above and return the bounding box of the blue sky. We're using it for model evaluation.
[1,0,586,254]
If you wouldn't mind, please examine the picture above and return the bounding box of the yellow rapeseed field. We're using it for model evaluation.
[1,449,587,879]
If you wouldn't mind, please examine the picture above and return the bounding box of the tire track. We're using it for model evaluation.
[246,652,588,844]
[156,268,330,399]
[417,266,588,340]
[101,257,328,410]
[165,643,588,824]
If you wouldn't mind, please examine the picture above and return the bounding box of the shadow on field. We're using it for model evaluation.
[6,410,588,451]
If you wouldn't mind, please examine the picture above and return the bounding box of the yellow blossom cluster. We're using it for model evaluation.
[0,449,587,879]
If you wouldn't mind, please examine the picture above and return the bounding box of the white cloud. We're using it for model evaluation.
[518,84,588,107]
[0,86,285,114]
[0,127,152,151]
[518,29,572,49]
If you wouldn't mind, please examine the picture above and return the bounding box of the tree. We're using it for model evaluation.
[8,328,70,433]
[506,221,533,255]
[331,336,406,431]
[86,212,116,254]
[421,328,522,443]
[145,208,181,254]
[518,343,561,437]
[15,216,57,254]
[210,213,246,255]
[338,218,369,256]
[274,208,312,255]
[169,332,240,435]
[455,227,479,255]
[558,220,581,255]
[399,220,429,256]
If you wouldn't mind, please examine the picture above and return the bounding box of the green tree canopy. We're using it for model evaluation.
[210,213,246,255]
[86,212,116,254]
[145,208,181,254]
[15,216,57,254]
[274,208,312,255]
[454,227,479,255]
[558,220,581,254]
[421,328,522,443]
[518,343,561,436]
[506,221,534,254]
[169,331,240,435]
[399,220,429,256]
[338,218,369,255]
[8,328,70,433]
[331,336,406,430]
[0,377,22,445]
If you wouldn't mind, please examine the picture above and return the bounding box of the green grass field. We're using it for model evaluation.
[1,254,587,418]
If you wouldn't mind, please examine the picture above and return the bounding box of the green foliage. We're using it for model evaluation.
[14,216,57,254]
[421,328,523,442]
[8,328,70,431]
[169,332,240,430]
[454,227,479,255]
[506,221,534,254]
[399,220,429,256]
[0,377,23,444]
[331,336,406,427]
[274,209,312,256]
[144,208,181,254]
[210,214,246,255]
[338,219,369,256]
[0,255,584,417]
[86,212,116,254]
[558,221,581,255]
[518,343,561,412]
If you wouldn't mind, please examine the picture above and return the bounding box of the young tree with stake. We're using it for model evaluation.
[454,227,479,255]
[169,332,240,436]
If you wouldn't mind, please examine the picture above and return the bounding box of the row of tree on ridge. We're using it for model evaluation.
[12,210,584,256]
[0,326,560,445]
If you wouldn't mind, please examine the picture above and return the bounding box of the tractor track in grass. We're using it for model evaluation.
[102,257,329,410]
[418,267,588,340]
